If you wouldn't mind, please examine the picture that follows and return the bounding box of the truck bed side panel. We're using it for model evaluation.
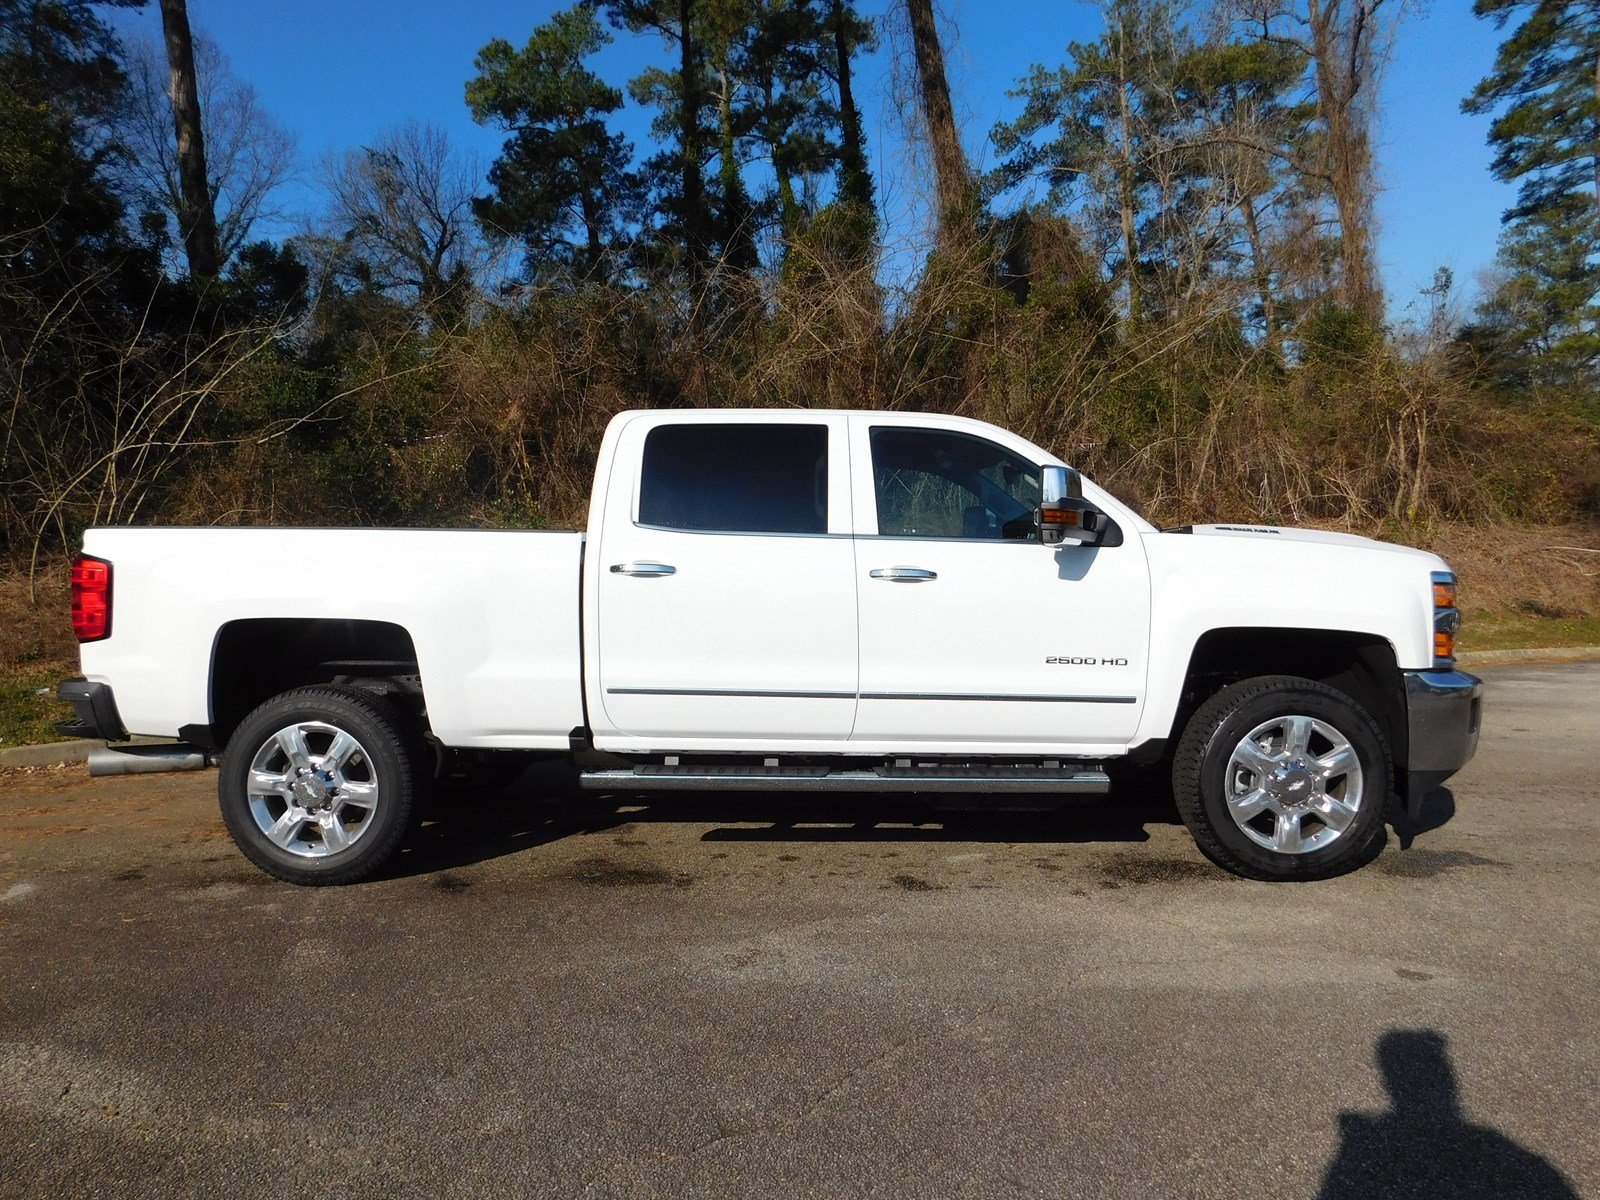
[79,528,585,749]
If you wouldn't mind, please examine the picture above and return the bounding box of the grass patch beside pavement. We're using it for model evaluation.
[1459,613,1600,653]
[0,663,75,751]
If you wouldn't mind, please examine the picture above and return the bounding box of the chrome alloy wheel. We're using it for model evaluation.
[246,721,380,858]
[1224,714,1364,855]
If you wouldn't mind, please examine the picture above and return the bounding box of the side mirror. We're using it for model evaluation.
[1038,465,1106,546]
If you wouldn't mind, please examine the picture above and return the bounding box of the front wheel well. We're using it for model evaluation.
[1169,628,1406,772]
[208,618,425,747]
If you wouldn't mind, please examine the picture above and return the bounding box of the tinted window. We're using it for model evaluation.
[639,423,828,534]
[871,427,1040,540]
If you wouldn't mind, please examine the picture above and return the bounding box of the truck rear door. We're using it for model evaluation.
[589,414,858,742]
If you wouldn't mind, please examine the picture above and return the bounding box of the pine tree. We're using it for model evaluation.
[740,0,835,248]
[1469,194,1600,382]
[990,0,1184,319]
[1464,0,1600,380]
[0,0,135,259]
[699,0,762,273]
[1171,37,1314,342]
[617,0,872,270]
[1465,0,1600,217]
[467,3,636,281]
[611,0,713,276]
[826,0,874,213]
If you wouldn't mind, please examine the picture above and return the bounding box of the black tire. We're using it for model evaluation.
[219,686,422,886]
[1172,674,1391,881]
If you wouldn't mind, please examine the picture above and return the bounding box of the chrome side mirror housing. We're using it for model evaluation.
[1038,465,1105,546]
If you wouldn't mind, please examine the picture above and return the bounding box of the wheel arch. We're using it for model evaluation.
[1158,627,1405,773]
[204,618,425,749]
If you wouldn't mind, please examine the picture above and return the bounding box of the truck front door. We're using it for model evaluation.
[848,419,1150,751]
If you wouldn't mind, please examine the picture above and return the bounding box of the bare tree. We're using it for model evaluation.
[902,0,972,238]
[157,0,221,280]
[321,122,485,314]
[1227,0,1397,320]
[121,34,296,269]
[1304,0,1387,319]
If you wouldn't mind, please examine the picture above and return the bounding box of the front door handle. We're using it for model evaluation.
[869,566,937,582]
[610,561,677,577]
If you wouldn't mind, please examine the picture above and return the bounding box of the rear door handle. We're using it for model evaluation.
[869,567,937,582]
[610,561,676,577]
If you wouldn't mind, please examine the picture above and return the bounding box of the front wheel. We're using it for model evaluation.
[219,686,420,886]
[1172,675,1391,881]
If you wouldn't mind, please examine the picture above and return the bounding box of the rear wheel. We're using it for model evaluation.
[1173,675,1390,881]
[219,686,420,886]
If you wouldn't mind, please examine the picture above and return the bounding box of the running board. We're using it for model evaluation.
[579,765,1110,795]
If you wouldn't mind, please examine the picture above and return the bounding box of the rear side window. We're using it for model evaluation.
[638,423,828,535]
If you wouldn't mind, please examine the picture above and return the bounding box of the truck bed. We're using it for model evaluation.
[78,527,587,749]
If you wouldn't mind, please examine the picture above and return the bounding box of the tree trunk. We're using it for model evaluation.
[1307,0,1381,320]
[904,0,970,237]
[831,0,872,210]
[578,179,604,280]
[1240,194,1277,347]
[1114,21,1141,321]
[762,74,801,248]
[678,0,709,276]
[157,0,220,280]
[716,66,757,272]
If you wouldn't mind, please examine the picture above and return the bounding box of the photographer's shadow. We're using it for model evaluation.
[1318,1030,1578,1199]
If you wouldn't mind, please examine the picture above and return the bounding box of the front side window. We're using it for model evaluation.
[870,427,1040,540]
[639,423,828,535]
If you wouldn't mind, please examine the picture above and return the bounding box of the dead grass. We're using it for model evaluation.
[0,561,75,673]
[0,561,79,748]
[1423,522,1600,621]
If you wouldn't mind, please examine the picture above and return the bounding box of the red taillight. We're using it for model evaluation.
[70,554,112,643]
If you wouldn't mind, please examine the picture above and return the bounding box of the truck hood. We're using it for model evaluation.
[1141,522,1448,671]
[1168,523,1444,566]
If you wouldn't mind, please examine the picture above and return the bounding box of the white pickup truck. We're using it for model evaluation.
[59,409,1481,885]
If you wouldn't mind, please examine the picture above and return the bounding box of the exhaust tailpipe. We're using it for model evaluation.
[88,744,214,778]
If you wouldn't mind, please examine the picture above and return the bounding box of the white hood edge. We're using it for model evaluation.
[1165,524,1446,565]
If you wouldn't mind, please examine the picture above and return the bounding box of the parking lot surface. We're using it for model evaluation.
[2,663,1596,1199]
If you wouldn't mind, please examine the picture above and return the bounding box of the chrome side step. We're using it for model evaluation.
[579,765,1110,794]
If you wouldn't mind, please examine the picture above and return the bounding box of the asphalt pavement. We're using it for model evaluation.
[1,662,1596,1199]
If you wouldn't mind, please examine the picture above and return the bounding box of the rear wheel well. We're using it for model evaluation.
[208,619,425,747]
[1170,628,1405,772]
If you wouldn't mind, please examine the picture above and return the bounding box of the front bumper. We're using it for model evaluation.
[1402,668,1482,796]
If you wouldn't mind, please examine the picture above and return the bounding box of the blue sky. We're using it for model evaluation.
[111,0,1516,316]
